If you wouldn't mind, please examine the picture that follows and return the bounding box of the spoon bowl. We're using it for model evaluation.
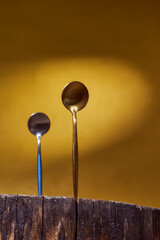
[62,81,89,112]
[28,112,50,137]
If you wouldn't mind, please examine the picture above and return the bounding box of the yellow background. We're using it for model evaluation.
[0,1,160,208]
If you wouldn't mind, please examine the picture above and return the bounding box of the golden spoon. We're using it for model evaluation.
[62,81,89,201]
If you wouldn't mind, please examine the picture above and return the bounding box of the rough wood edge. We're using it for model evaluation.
[0,194,160,239]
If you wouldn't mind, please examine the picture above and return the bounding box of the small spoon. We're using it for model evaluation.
[62,81,89,201]
[28,112,50,195]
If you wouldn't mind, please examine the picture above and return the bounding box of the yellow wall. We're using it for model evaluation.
[0,1,160,208]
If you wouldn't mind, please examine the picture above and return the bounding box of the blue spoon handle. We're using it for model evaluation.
[37,136,42,195]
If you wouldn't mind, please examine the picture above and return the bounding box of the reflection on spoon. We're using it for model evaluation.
[28,112,50,195]
[62,81,89,201]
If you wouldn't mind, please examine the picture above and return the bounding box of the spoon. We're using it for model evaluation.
[62,81,89,201]
[28,112,50,195]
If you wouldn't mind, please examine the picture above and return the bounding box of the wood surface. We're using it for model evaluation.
[0,194,160,239]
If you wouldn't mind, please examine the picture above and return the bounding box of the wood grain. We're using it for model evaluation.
[0,194,17,240]
[94,200,116,240]
[0,194,160,239]
[116,202,141,240]
[141,207,153,240]
[77,198,94,240]
[153,207,160,240]
[16,195,42,240]
[43,196,76,240]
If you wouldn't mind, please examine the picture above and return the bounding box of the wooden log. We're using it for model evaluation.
[0,194,160,239]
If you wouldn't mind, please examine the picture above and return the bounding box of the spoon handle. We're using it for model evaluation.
[37,135,42,195]
[72,111,78,201]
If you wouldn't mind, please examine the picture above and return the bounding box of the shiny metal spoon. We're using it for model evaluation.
[28,112,50,195]
[62,81,89,201]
